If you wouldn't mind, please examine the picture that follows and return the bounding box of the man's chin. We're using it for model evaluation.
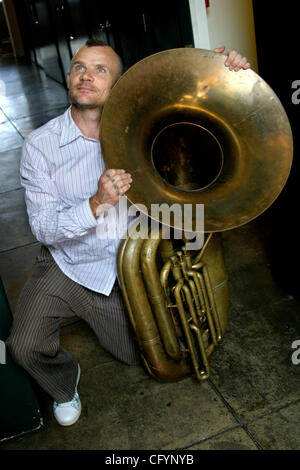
[68,92,101,110]
[72,102,100,110]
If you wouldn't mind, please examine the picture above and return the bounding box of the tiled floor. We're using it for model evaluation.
[0,54,300,451]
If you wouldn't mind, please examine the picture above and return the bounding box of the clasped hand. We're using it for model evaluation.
[90,169,132,217]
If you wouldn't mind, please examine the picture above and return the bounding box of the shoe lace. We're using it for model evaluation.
[53,389,80,410]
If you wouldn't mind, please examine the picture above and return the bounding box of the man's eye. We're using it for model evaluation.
[75,65,84,71]
[97,67,105,73]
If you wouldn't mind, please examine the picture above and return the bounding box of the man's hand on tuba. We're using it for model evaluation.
[214,46,251,72]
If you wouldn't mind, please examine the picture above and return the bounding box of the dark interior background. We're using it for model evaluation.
[252,1,300,298]
[11,0,194,87]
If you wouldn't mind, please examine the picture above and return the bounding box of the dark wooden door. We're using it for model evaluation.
[107,0,194,71]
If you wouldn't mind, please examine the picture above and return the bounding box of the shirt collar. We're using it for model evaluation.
[59,106,100,147]
[59,106,83,147]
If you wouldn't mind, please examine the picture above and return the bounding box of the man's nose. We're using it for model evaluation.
[80,69,94,81]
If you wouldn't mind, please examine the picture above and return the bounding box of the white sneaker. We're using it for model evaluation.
[53,364,81,426]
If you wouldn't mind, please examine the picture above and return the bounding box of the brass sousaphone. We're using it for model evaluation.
[100,48,293,382]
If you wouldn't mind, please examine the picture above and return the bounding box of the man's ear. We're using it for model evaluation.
[66,72,70,89]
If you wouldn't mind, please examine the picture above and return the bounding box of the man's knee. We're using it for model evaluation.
[6,333,25,365]
[6,329,39,369]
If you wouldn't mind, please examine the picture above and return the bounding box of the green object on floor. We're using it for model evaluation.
[0,277,43,442]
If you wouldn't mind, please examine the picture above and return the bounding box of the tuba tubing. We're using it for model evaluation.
[118,226,192,381]
[118,221,230,382]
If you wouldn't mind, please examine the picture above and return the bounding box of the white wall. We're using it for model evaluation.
[189,0,258,72]
[206,0,258,72]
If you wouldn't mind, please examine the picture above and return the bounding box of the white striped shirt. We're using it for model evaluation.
[21,106,128,295]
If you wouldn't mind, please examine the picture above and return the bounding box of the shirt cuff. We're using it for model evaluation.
[74,198,104,231]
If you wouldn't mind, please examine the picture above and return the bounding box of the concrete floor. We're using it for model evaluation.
[0,54,300,451]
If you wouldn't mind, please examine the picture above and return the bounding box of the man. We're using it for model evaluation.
[7,39,250,426]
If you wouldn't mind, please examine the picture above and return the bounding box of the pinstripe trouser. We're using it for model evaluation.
[6,246,140,403]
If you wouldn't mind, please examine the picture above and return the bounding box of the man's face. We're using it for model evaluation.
[67,45,120,109]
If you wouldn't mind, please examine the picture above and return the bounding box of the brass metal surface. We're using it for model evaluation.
[100,48,293,233]
[101,48,293,382]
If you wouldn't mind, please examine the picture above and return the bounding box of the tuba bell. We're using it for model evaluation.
[100,48,293,382]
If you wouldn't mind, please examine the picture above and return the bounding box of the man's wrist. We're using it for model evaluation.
[89,195,102,219]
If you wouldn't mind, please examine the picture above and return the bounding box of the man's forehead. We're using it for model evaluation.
[73,45,115,63]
